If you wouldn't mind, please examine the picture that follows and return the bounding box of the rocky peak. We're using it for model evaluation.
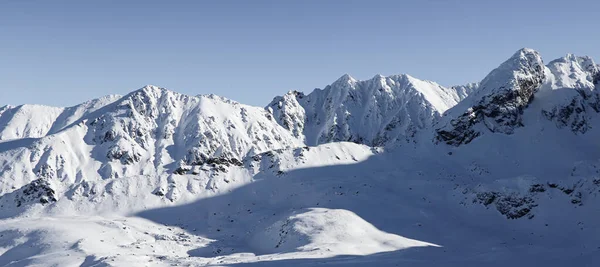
[436,48,545,146]
[266,91,307,139]
[540,54,600,134]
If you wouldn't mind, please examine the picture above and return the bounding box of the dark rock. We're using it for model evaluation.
[474,190,537,219]
[495,194,536,219]
[529,184,546,193]
[475,192,498,206]
[13,179,57,207]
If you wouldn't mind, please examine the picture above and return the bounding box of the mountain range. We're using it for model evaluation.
[0,48,599,266]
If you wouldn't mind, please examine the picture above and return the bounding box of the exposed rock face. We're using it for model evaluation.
[542,96,593,134]
[267,91,306,140]
[469,162,600,220]
[474,191,537,219]
[541,55,600,134]
[436,48,546,145]
[7,179,58,208]
[174,157,243,175]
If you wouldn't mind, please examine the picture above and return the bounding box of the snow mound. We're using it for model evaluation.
[250,208,439,255]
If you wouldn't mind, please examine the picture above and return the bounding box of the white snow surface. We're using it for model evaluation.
[1,49,600,266]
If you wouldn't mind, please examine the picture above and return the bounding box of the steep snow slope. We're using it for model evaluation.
[0,105,65,141]
[267,74,471,147]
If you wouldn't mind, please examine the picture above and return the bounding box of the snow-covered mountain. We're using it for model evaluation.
[267,73,474,147]
[436,48,600,146]
[1,48,600,266]
[0,86,307,209]
[0,72,475,201]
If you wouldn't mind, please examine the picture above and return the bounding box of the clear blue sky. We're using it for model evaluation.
[1,0,598,107]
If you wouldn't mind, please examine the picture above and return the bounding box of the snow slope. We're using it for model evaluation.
[0,95,121,141]
[1,48,600,266]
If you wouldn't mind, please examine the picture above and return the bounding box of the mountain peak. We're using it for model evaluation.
[473,48,544,97]
[504,48,543,71]
[136,84,168,95]
[565,53,578,61]
[515,47,538,54]
[121,85,172,104]
[436,48,545,146]
[511,48,540,60]
[332,74,357,87]
[550,53,595,66]
[371,74,386,80]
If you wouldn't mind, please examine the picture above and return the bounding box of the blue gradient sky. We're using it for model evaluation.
[1,0,598,107]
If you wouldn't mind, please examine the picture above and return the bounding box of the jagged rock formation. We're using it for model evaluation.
[0,178,57,215]
[268,74,469,147]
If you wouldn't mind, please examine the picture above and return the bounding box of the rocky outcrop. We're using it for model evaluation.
[9,179,57,208]
[474,191,537,219]
[266,91,306,139]
[542,95,592,134]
